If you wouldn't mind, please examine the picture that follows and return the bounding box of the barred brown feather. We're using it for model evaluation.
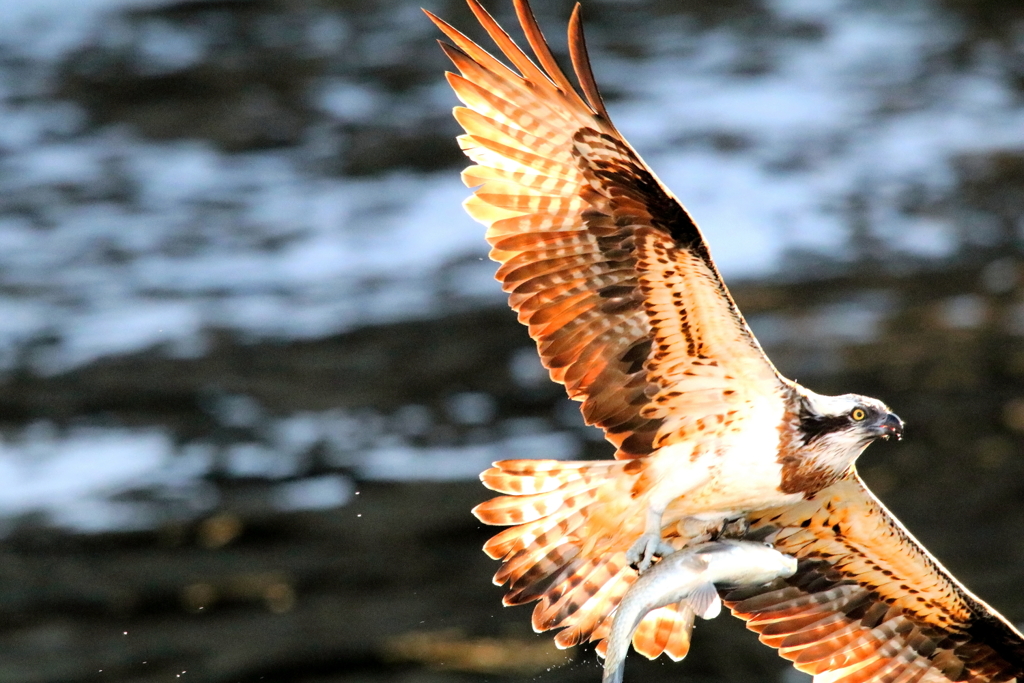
[471,457,644,641]
[727,478,1024,682]
[431,0,794,661]
[627,603,695,661]
[431,3,1024,681]
[427,0,784,460]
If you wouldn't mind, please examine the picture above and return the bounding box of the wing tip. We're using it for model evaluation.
[566,0,611,121]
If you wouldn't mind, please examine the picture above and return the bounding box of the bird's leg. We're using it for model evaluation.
[626,459,712,573]
[714,516,749,541]
[626,502,677,573]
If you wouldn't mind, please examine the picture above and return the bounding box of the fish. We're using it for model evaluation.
[602,540,798,683]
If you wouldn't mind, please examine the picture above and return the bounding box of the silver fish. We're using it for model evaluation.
[602,539,798,683]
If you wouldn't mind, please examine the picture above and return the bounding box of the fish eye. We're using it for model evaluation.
[851,407,867,421]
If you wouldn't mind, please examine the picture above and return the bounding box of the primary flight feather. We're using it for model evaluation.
[427,1,1024,680]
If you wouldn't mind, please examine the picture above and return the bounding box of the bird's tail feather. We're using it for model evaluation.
[473,457,692,661]
[474,459,639,643]
[592,601,695,660]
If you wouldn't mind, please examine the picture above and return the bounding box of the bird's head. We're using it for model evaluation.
[797,391,903,454]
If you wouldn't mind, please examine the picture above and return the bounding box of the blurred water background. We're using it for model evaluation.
[1,0,1024,680]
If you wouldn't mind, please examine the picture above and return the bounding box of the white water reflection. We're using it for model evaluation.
[0,409,581,531]
[0,424,196,531]
[0,0,1017,373]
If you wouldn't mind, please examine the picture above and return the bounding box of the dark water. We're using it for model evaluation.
[0,0,1023,681]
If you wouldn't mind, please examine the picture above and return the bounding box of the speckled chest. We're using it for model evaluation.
[774,398,850,497]
[666,400,806,518]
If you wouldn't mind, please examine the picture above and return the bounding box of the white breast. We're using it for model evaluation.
[664,396,803,520]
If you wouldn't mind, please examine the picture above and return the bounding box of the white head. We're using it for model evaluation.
[795,390,903,465]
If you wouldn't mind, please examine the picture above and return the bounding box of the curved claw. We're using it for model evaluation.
[626,533,675,573]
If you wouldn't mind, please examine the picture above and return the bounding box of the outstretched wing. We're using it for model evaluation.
[728,477,1024,683]
[427,0,786,458]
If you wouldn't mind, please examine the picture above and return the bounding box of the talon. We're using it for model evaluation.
[626,534,674,573]
[715,516,749,541]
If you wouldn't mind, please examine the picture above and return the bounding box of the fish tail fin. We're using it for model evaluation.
[601,656,626,683]
[473,458,645,645]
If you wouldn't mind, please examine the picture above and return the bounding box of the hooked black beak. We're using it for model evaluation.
[874,412,904,441]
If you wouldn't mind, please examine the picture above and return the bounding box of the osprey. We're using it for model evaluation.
[426,1,1024,680]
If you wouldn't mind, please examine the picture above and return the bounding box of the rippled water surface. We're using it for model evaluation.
[0,0,1018,530]
[1,1,1024,680]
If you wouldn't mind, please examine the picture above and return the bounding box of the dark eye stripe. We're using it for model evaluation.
[798,412,851,444]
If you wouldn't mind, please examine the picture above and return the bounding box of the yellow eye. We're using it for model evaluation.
[851,408,867,421]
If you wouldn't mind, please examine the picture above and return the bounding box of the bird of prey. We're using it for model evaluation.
[426,1,1024,680]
